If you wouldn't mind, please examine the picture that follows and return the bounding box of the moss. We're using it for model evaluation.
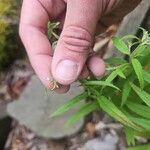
[0,0,24,71]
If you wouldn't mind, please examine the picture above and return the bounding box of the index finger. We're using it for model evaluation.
[19,0,54,86]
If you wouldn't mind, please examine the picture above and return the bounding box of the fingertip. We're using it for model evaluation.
[52,59,80,85]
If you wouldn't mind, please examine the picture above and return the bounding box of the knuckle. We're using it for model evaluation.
[61,26,92,53]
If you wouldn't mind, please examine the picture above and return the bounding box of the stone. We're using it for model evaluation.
[115,0,150,37]
[112,0,150,57]
[83,133,119,150]
[7,76,85,139]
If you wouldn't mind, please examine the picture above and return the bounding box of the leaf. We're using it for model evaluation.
[83,80,120,91]
[122,110,150,131]
[143,70,150,84]
[106,57,127,65]
[51,31,59,39]
[116,68,126,79]
[124,126,135,146]
[131,59,144,89]
[130,82,150,107]
[127,144,150,150]
[106,71,118,83]
[129,117,150,130]
[106,63,129,82]
[140,49,150,66]
[112,37,130,55]
[126,101,150,119]
[131,44,147,58]
[139,27,150,43]
[47,22,59,29]
[121,82,131,106]
[66,101,98,126]
[121,35,139,41]
[51,92,88,117]
[97,96,140,130]
[47,21,60,39]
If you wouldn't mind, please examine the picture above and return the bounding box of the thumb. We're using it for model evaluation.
[52,0,102,85]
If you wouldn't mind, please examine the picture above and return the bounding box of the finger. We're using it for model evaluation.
[19,0,66,89]
[52,0,103,85]
[87,55,105,77]
[19,0,53,87]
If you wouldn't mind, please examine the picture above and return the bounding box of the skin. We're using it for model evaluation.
[19,0,141,93]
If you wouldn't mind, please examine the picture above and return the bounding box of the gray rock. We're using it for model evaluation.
[7,76,85,139]
[84,134,119,150]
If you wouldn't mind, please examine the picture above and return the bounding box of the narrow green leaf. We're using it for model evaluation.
[140,49,150,66]
[131,44,147,58]
[106,63,129,82]
[52,31,59,39]
[97,96,140,130]
[126,101,150,119]
[124,126,135,146]
[51,92,88,117]
[131,59,144,89]
[66,102,98,126]
[129,117,150,130]
[106,71,117,83]
[121,35,139,41]
[112,37,130,55]
[130,82,150,107]
[122,110,150,131]
[83,80,120,91]
[116,68,126,79]
[139,27,150,43]
[106,57,127,65]
[139,27,147,34]
[127,144,150,150]
[121,82,131,106]
[47,21,60,39]
[143,70,150,84]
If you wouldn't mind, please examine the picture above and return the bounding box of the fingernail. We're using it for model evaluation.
[55,59,78,81]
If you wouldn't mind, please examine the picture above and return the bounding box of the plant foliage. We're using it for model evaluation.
[50,25,150,147]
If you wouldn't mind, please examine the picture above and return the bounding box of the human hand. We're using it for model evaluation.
[19,0,141,93]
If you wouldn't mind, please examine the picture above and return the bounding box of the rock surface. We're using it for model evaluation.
[83,133,119,150]
[7,76,85,139]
